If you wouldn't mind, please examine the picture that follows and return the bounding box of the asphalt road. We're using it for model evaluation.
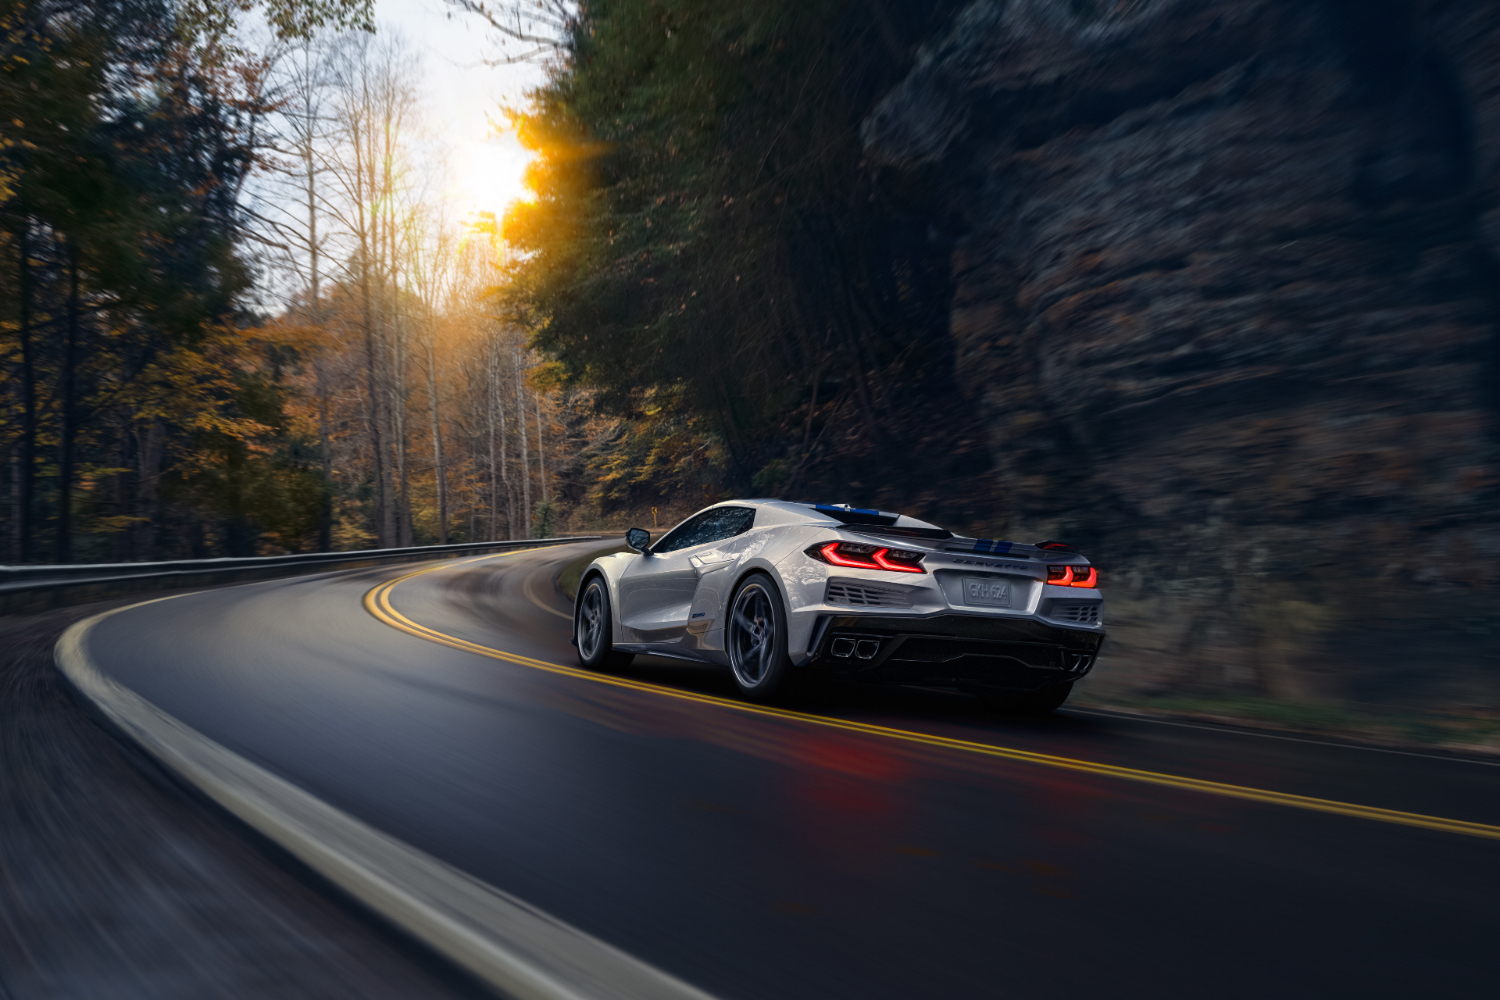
[84,542,1500,999]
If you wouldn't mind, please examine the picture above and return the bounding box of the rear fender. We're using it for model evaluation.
[712,556,820,665]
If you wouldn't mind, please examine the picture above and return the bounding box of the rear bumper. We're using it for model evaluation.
[808,613,1103,691]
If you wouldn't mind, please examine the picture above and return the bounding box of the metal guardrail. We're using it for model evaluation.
[0,536,605,614]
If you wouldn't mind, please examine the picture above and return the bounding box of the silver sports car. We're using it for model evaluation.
[572,501,1103,713]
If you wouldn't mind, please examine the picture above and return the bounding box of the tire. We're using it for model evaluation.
[575,577,634,671]
[726,572,793,700]
[981,681,1073,716]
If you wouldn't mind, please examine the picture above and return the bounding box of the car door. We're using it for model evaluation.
[618,507,755,645]
[618,512,715,643]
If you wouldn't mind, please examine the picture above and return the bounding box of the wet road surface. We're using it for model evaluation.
[85,542,1500,999]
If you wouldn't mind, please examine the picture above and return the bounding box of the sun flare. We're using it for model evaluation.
[450,128,535,224]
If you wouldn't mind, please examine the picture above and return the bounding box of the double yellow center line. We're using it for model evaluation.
[366,553,1500,842]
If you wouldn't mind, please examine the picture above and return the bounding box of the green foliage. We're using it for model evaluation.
[533,497,557,537]
[503,0,966,509]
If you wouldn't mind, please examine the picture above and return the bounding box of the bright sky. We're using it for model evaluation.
[376,0,546,222]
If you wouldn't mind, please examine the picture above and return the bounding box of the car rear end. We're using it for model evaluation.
[777,509,1104,695]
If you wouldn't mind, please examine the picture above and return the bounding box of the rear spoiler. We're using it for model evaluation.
[843,524,953,541]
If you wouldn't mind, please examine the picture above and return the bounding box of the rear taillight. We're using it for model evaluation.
[808,541,926,574]
[1047,565,1098,588]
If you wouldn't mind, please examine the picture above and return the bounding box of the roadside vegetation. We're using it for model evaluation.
[1,0,592,562]
[502,0,980,520]
[2,0,991,564]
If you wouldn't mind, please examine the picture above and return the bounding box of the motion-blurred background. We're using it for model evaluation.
[2,0,1496,740]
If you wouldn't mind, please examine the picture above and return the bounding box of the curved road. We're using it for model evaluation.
[84,542,1500,999]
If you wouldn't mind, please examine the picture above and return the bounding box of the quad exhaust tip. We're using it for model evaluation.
[829,637,882,660]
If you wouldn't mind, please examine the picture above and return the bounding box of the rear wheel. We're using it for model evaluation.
[982,681,1073,716]
[726,573,792,700]
[575,577,634,671]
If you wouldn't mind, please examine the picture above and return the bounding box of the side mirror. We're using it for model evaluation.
[625,527,651,553]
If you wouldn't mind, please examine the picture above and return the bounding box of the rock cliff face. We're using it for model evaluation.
[863,0,1500,706]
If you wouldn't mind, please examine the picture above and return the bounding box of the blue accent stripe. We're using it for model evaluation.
[973,539,993,553]
[814,503,887,517]
[993,541,1013,555]
[972,539,1014,555]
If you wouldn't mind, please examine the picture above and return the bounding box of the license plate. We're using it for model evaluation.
[962,577,1012,608]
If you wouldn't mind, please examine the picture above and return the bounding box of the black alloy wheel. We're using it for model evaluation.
[726,573,792,699]
[575,577,634,670]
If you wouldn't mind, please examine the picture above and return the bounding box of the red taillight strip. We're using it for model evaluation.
[872,548,926,574]
[816,542,926,574]
[819,541,880,569]
[1046,565,1099,588]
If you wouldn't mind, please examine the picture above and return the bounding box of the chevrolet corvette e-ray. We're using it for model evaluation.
[572,501,1103,713]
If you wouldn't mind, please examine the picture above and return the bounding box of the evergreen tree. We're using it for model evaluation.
[502,0,968,511]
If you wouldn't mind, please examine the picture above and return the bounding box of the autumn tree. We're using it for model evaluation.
[0,0,371,561]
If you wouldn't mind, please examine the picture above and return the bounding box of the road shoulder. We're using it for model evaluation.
[0,596,490,1000]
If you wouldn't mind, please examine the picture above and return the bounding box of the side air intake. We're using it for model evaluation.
[825,581,912,608]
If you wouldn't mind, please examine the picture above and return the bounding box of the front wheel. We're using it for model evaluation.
[575,577,634,671]
[726,573,793,700]
[981,681,1073,716]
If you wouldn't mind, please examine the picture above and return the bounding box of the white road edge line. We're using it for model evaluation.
[55,602,720,1000]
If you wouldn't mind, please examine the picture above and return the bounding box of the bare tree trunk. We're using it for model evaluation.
[381,106,413,547]
[500,407,514,538]
[467,443,478,542]
[8,450,19,563]
[376,309,397,550]
[347,76,392,547]
[55,244,80,563]
[305,69,334,554]
[363,70,396,548]
[515,348,531,539]
[386,222,410,545]
[486,340,500,541]
[111,419,127,562]
[314,355,334,550]
[499,362,515,540]
[391,308,412,546]
[535,392,547,504]
[133,419,165,560]
[359,254,390,546]
[425,332,448,544]
[16,215,35,562]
